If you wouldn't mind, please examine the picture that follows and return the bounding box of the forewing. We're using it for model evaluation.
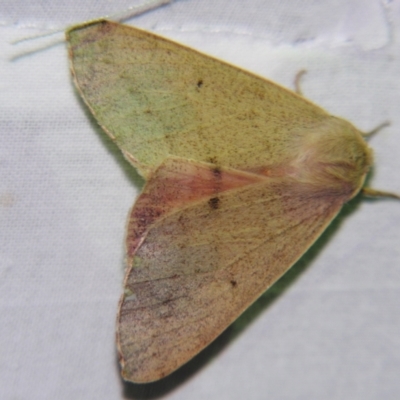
[67,20,329,178]
[117,159,345,383]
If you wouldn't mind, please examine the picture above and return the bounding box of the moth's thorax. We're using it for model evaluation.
[288,116,373,198]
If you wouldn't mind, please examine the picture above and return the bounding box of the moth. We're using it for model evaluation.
[66,20,398,383]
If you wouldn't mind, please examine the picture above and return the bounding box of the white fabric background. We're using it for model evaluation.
[1,1,400,399]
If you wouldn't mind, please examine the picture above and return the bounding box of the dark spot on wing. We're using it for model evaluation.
[208,197,220,209]
[212,166,222,179]
[98,20,114,34]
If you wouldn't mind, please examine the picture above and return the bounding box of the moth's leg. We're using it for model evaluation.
[362,187,400,200]
[14,0,172,46]
[108,0,172,22]
[294,69,307,96]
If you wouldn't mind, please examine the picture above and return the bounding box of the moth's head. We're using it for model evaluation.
[290,116,373,199]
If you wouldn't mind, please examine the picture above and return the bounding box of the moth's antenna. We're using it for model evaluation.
[362,121,391,139]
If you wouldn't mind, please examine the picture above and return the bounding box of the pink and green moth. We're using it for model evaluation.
[66,19,399,383]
